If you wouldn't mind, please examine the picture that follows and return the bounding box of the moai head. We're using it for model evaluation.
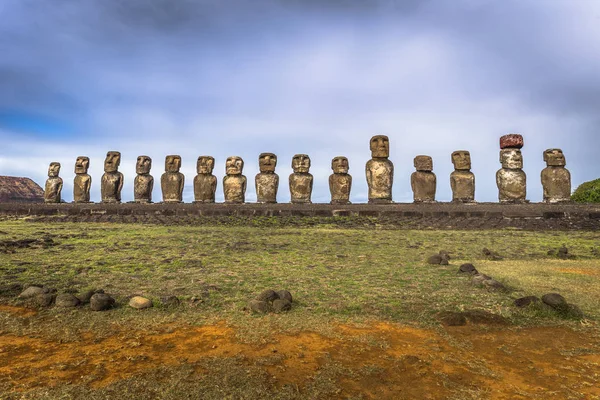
[136,155,152,175]
[48,162,61,177]
[165,155,182,173]
[259,153,277,173]
[104,151,121,173]
[414,155,433,172]
[75,156,90,174]
[226,156,244,175]
[197,156,215,174]
[452,151,471,171]
[544,149,566,167]
[370,135,390,158]
[331,156,349,174]
[500,149,523,169]
[292,154,311,173]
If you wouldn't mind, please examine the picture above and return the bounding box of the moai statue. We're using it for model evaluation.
[161,155,185,203]
[365,135,393,203]
[450,150,475,203]
[73,156,91,203]
[255,153,279,203]
[496,134,527,203]
[101,151,124,203]
[329,156,352,205]
[223,156,246,203]
[289,154,313,204]
[44,162,63,203]
[194,156,217,203]
[541,149,571,203]
[411,155,436,203]
[134,155,153,203]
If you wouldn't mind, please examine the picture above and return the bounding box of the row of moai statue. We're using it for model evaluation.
[43,134,571,204]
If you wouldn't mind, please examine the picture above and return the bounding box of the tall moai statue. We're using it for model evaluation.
[73,156,91,203]
[450,150,475,203]
[255,153,279,203]
[496,134,527,203]
[329,156,352,205]
[44,162,63,203]
[134,155,153,203]
[194,156,217,203]
[289,154,313,204]
[161,155,185,203]
[366,135,393,203]
[411,155,436,203]
[541,149,571,203]
[101,151,124,203]
[223,156,246,203]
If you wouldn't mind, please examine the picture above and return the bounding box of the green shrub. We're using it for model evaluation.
[571,179,600,203]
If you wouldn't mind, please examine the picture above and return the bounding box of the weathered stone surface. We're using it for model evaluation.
[90,293,115,311]
[366,135,393,203]
[129,296,153,309]
[542,293,568,311]
[427,254,442,265]
[35,293,56,307]
[255,153,279,203]
[497,148,526,203]
[437,311,467,326]
[19,286,48,298]
[458,263,478,274]
[471,273,492,286]
[412,156,436,203]
[249,300,270,314]
[223,156,246,203]
[329,156,352,205]
[134,156,153,203]
[276,290,293,303]
[0,176,44,203]
[450,151,475,203]
[500,134,524,149]
[542,149,571,204]
[565,304,584,318]
[272,298,292,313]
[77,289,100,304]
[44,162,63,203]
[55,293,80,308]
[73,156,92,203]
[101,151,124,203]
[514,296,539,308]
[289,154,313,204]
[256,290,279,303]
[160,295,180,307]
[483,278,507,291]
[194,156,217,203]
[161,155,184,203]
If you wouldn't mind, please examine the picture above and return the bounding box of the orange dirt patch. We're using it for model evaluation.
[557,267,600,276]
[0,304,37,317]
[1,321,599,399]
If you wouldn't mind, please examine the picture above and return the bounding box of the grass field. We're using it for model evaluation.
[1,221,600,399]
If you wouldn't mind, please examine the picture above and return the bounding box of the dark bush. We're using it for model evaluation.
[571,179,600,203]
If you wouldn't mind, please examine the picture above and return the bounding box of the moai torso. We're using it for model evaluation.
[101,151,123,203]
[194,156,217,203]
[411,155,436,203]
[329,156,352,205]
[223,156,246,203]
[450,150,475,203]
[541,149,571,203]
[366,135,393,203]
[161,155,185,203]
[134,155,153,203]
[73,156,91,203]
[289,154,313,204]
[255,153,279,203]
[497,146,527,203]
[44,162,62,203]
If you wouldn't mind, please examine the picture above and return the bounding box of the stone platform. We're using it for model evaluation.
[1,202,599,230]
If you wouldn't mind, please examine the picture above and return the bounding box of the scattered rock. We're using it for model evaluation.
[276,290,293,303]
[256,290,279,303]
[427,254,442,265]
[437,311,467,326]
[514,296,540,308]
[565,304,584,319]
[458,263,478,275]
[35,293,56,307]
[541,293,568,311]
[90,293,115,311]
[248,300,270,314]
[482,248,503,261]
[160,295,180,307]
[129,296,153,309]
[272,299,292,313]
[18,286,48,299]
[462,310,508,325]
[557,245,569,259]
[483,279,507,291]
[55,293,80,308]
[77,290,99,304]
[471,273,492,286]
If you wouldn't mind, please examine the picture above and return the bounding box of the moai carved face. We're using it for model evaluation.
[104,151,121,173]
[544,149,566,167]
[500,149,523,169]
[197,156,215,174]
[165,155,182,173]
[75,156,90,174]
[331,156,349,174]
[136,156,152,174]
[292,154,311,173]
[414,155,433,172]
[259,153,277,173]
[452,151,471,171]
[226,156,244,175]
[48,162,60,177]
[370,135,389,158]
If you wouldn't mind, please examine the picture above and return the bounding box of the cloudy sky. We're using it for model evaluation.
[1,0,599,203]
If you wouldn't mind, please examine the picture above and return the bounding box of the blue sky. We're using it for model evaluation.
[1,0,599,203]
